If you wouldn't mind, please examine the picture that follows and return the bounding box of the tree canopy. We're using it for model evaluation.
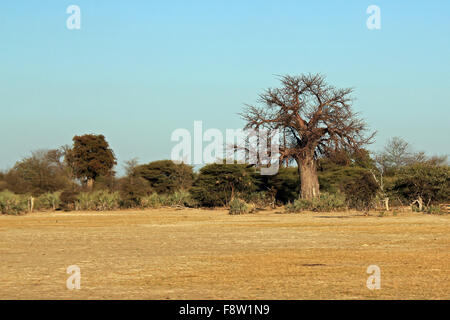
[241,74,375,199]
[66,134,117,187]
[135,160,194,194]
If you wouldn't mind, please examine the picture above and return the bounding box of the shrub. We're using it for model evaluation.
[0,180,7,192]
[135,160,194,194]
[256,168,299,204]
[60,189,79,211]
[343,172,379,210]
[140,193,163,209]
[244,189,276,209]
[95,190,120,211]
[140,190,197,209]
[393,164,449,207]
[425,205,446,215]
[93,175,117,191]
[318,163,372,195]
[165,190,197,208]
[285,192,347,213]
[229,198,254,215]
[36,192,61,210]
[312,192,347,211]
[190,163,257,207]
[285,199,311,213]
[4,149,72,196]
[76,192,94,210]
[76,190,120,211]
[0,190,28,215]
[118,176,152,208]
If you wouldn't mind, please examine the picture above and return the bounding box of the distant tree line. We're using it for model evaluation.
[0,133,448,215]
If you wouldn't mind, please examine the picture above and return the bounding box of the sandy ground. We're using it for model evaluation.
[0,208,449,300]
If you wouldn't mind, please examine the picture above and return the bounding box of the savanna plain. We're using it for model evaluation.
[0,208,448,299]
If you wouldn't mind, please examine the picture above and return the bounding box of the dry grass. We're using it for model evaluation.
[0,208,449,300]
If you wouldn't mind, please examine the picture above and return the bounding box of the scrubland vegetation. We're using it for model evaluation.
[0,135,447,216]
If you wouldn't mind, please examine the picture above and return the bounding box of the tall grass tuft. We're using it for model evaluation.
[165,190,197,208]
[76,190,120,211]
[140,193,163,209]
[140,190,197,209]
[36,192,61,210]
[0,190,28,215]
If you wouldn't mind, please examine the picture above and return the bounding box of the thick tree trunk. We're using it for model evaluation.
[298,154,320,200]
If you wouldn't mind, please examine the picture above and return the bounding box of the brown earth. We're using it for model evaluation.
[0,208,448,299]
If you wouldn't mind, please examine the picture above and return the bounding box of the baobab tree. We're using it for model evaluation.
[241,74,375,199]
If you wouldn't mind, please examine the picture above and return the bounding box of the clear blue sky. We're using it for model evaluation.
[1,0,449,175]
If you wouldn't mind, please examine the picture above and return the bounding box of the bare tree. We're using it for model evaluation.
[375,137,447,173]
[123,158,139,177]
[5,149,72,195]
[375,137,413,172]
[241,74,375,199]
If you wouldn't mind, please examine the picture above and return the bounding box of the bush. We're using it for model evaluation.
[285,199,311,213]
[96,191,120,210]
[0,190,28,215]
[93,175,117,191]
[165,190,198,208]
[76,190,120,211]
[36,192,61,210]
[140,190,197,209]
[285,192,347,213]
[4,149,72,196]
[343,172,379,210]
[140,193,164,209]
[256,168,299,204]
[60,189,79,211]
[244,189,276,209]
[135,160,194,194]
[229,198,254,215]
[425,205,446,215]
[318,164,373,195]
[76,192,93,210]
[118,176,152,208]
[190,163,257,207]
[393,164,449,206]
[0,179,7,192]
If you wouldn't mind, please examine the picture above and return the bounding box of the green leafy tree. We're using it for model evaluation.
[393,163,449,210]
[66,134,117,189]
[318,149,376,194]
[190,163,257,207]
[117,158,152,207]
[343,172,379,210]
[315,149,381,210]
[135,160,194,194]
[256,167,299,204]
[118,176,152,208]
